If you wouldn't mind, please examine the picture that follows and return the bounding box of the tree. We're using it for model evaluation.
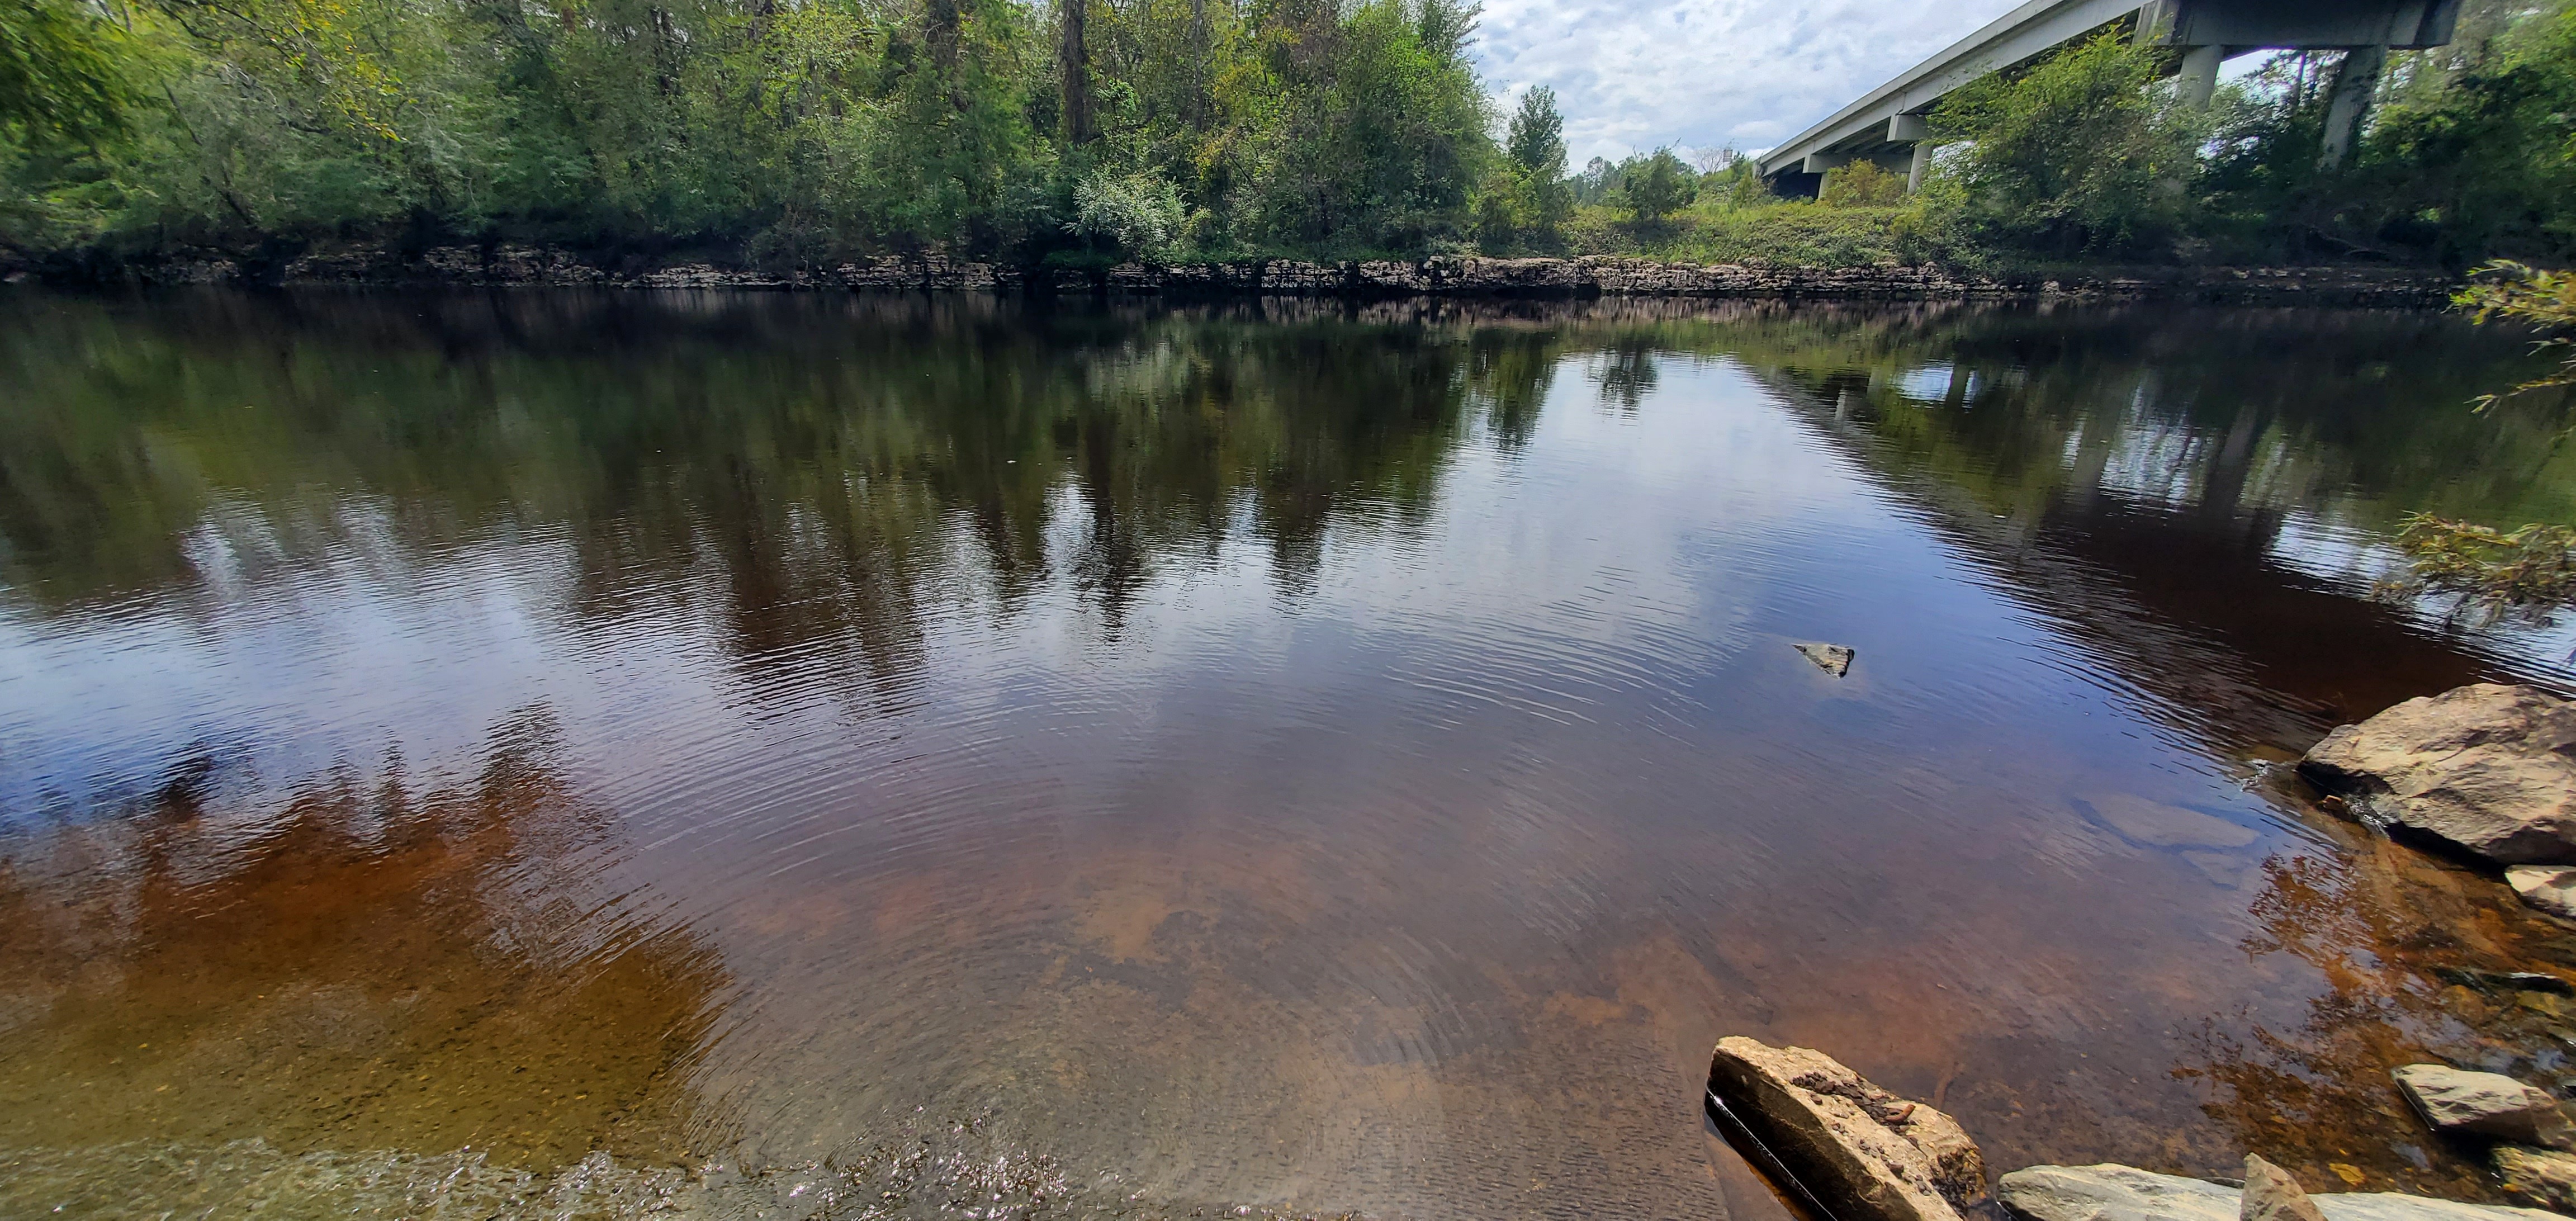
[1506,86,1564,181]
[1928,31,2203,256]
[1618,147,1692,225]
[0,0,144,146]
[1480,83,1568,247]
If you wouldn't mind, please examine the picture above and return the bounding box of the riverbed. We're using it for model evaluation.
[4,290,2574,1219]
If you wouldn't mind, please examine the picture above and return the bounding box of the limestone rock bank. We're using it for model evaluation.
[1705,1037,1986,1221]
[1995,1165,2555,1221]
[12,243,2460,305]
[2299,685,2576,867]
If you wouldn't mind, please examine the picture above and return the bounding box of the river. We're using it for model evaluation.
[4,289,2575,1219]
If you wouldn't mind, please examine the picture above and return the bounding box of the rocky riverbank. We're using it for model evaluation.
[1702,684,2576,1221]
[1707,1037,2576,1221]
[0,243,2459,305]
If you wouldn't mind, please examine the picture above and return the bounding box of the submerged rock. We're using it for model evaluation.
[2509,868,2576,922]
[1706,1037,1985,1221]
[2242,1156,2327,1221]
[2299,685,2576,865]
[2080,795,2261,849]
[1796,643,1857,678]
[2393,1065,2572,1146]
[1996,1165,2555,1221]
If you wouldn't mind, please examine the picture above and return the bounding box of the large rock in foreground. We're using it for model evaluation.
[2299,685,2576,865]
[1997,1165,2555,1221]
[1707,1037,1986,1221]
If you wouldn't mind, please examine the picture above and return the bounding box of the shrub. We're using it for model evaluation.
[1068,167,1186,261]
[1819,160,1906,207]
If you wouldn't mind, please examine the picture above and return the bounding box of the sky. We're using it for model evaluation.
[1471,0,2023,165]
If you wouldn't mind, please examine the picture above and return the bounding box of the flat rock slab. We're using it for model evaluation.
[2393,1065,2569,1145]
[1997,1165,2556,1221]
[2299,684,2576,865]
[1708,1037,1985,1221]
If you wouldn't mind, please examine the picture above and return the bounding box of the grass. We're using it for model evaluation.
[1562,201,1936,269]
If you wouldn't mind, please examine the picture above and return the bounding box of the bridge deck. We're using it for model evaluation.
[1754,0,2459,182]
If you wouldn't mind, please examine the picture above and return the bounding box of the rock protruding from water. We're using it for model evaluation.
[2393,1065,2573,1146]
[1796,643,1857,678]
[2508,867,2576,922]
[2299,685,2576,866]
[1996,1165,2556,1221]
[2242,1156,2327,1221]
[1706,1037,1986,1221]
[2493,1146,2576,1213]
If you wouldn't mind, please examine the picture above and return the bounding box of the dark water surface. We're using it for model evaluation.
[8,290,2576,1219]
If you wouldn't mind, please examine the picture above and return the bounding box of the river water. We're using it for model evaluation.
[6,290,2576,1219]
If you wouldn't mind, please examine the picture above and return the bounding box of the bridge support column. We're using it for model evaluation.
[2318,44,2388,171]
[2177,44,2223,108]
[1907,143,1934,192]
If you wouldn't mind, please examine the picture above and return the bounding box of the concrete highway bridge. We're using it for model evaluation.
[1755,0,2460,193]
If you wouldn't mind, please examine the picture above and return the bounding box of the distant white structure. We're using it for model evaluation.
[1756,0,2460,193]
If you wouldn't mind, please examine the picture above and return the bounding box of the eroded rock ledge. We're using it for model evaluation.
[11,244,2457,305]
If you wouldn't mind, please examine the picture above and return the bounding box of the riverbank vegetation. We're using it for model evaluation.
[1,0,2571,272]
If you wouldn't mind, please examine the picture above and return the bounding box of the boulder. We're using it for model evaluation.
[2392,1065,2571,1146]
[2242,1156,2327,1221]
[1997,1165,2556,1221]
[1707,1037,1986,1221]
[2509,868,2576,923]
[2299,685,2576,865]
[2493,1146,2576,1214]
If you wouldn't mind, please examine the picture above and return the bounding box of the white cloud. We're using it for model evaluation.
[1472,0,2020,165]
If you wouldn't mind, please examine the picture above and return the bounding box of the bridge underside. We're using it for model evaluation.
[1756,0,2460,192]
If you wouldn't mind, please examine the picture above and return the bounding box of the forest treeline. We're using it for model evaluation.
[0,0,2570,269]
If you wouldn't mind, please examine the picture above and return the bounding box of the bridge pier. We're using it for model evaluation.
[2318,44,2390,170]
[2176,42,2223,108]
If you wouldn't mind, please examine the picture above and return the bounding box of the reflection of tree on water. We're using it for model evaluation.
[1716,304,2576,762]
[0,707,728,1168]
[1590,339,1661,415]
[2175,817,2576,1200]
[0,292,1566,675]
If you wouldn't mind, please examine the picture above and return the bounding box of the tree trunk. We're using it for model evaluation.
[1060,0,1093,144]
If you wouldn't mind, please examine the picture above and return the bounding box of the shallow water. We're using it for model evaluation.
[6,290,2576,1219]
